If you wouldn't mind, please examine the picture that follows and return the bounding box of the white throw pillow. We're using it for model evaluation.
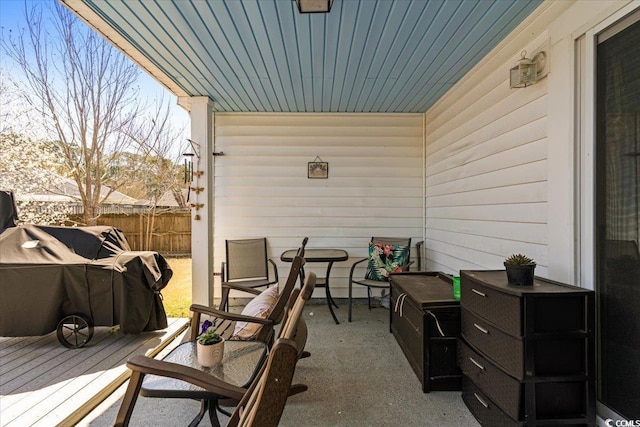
[232,286,279,339]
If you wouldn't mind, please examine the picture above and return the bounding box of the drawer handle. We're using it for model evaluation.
[469,357,485,371]
[473,323,489,334]
[471,288,486,297]
[474,392,489,408]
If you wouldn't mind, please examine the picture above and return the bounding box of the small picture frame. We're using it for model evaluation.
[308,161,329,179]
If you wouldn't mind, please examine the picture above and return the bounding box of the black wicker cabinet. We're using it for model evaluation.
[389,271,462,393]
[458,270,595,426]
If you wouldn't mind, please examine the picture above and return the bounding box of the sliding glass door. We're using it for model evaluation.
[595,12,640,420]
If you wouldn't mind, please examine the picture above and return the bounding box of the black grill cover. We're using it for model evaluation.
[0,224,172,336]
[0,190,18,234]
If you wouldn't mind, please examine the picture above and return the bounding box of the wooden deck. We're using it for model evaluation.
[0,318,189,427]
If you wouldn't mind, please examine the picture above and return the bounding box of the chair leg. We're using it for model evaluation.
[289,384,308,396]
[114,371,145,427]
[348,280,353,322]
[367,287,372,310]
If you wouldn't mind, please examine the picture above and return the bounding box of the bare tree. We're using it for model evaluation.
[2,1,146,225]
[123,97,186,249]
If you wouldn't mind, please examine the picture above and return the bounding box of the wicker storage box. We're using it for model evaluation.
[458,270,595,426]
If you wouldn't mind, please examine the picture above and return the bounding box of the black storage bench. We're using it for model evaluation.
[389,271,462,393]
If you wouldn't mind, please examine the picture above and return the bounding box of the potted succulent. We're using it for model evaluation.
[196,320,224,367]
[504,253,536,286]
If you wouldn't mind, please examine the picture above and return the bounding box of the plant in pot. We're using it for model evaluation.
[196,319,224,367]
[504,253,536,286]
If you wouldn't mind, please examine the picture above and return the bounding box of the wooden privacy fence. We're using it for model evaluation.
[74,212,191,255]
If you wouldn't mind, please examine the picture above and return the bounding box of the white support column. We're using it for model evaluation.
[186,96,215,307]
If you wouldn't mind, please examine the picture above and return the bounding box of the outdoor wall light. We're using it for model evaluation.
[510,50,547,88]
[294,0,333,13]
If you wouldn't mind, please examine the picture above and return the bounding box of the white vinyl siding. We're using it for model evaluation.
[424,53,550,277]
[422,1,559,278]
[422,0,636,284]
[213,113,423,298]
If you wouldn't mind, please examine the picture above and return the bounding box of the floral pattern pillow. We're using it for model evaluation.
[365,242,410,281]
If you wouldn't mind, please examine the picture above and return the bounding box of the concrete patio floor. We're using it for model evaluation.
[79,301,479,427]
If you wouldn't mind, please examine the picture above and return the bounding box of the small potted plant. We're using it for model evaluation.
[196,319,224,367]
[504,253,536,286]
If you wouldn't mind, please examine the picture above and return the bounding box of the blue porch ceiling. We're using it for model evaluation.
[65,0,542,113]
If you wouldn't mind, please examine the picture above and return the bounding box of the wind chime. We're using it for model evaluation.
[183,139,204,220]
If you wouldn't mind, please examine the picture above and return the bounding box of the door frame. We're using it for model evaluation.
[576,3,640,424]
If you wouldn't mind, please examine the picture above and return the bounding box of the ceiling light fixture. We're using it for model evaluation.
[294,0,333,13]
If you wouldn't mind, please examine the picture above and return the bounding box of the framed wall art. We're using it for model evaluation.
[308,156,328,179]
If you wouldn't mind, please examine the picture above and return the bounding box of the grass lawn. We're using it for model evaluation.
[163,258,192,318]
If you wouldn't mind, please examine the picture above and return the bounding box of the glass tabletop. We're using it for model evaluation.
[281,248,349,262]
[141,340,267,399]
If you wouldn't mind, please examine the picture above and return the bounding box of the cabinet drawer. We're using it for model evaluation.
[459,339,522,421]
[462,308,589,379]
[461,308,524,379]
[461,274,522,336]
[461,378,521,426]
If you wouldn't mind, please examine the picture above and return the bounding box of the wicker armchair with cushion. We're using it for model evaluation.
[115,272,317,427]
[192,253,304,345]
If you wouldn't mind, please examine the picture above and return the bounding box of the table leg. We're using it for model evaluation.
[207,399,222,427]
[188,399,211,427]
[324,262,340,324]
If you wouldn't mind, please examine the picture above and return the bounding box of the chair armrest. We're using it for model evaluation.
[221,282,263,296]
[190,304,274,325]
[348,257,368,280]
[126,355,246,400]
[268,258,279,282]
[221,261,226,283]
[189,304,274,341]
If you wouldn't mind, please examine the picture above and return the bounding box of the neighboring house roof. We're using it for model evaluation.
[17,174,138,205]
[136,188,188,208]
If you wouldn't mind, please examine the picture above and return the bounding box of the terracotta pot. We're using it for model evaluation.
[504,264,535,286]
[197,338,225,367]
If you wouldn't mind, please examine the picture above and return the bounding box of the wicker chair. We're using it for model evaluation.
[194,251,305,345]
[114,272,316,427]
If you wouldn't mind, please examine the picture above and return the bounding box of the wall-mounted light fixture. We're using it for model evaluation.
[294,0,333,13]
[510,50,547,88]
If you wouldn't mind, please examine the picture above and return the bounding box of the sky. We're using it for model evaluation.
[0,0,191,157]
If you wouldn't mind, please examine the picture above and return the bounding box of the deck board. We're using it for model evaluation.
[0,318,189,427]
